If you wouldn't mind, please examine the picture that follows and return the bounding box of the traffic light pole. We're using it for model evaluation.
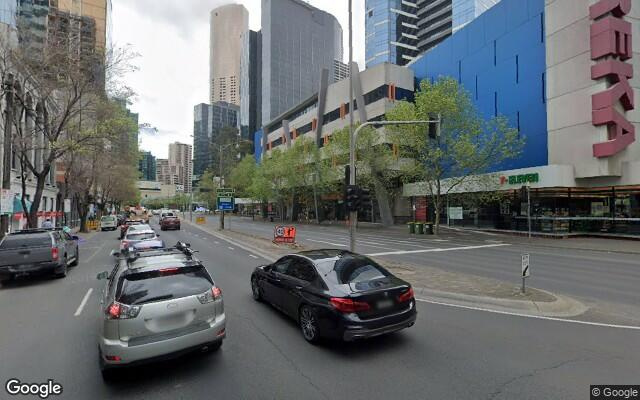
[347,118,441,252]
[348,0,356,252]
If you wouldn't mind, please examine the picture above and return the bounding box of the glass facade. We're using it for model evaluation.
[0,0,17,27]
[261,0,343,123]
[452,0,500,32]
[138,151,157,181]
[193,102,239,176]
[240,30,261,141]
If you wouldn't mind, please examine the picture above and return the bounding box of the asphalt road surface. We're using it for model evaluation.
[214,217,640,309]
[0,223,638,400]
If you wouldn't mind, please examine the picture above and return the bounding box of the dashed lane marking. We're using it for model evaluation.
[74,288,93,317]
[249,254,259,259]
[366,243,510,257]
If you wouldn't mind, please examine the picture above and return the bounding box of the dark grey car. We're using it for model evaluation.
[0,229,79,281]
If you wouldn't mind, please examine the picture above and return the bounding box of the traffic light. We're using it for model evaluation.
[345,185,359,212]
[358,187,372,210]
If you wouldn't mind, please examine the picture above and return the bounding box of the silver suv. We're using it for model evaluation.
[96,243,225,379]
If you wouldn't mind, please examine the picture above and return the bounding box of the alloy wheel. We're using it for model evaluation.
[299,306,318,343]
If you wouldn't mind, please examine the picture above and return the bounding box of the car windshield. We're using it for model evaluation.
[125,232,156,241]
[117,265,212,305]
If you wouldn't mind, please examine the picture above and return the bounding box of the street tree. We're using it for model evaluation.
[323,124,398,226]
[228,155,256,197]
[386,77,524,233]
[0,23,137,228]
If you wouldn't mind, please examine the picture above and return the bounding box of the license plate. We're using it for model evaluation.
[377,299,394,309]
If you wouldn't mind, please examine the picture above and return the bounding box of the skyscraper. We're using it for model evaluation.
[365,0,420,67]
[193,102,239,176]
[168,142,193,193]
[261,0,343,122]
[239,29,261,141]
[365,0,456,67]
[210,4,248,106]
[138,151,156,181]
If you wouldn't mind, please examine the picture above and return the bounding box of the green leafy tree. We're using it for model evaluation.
[196,168,219,210]
[386,77,524,233]
[228,156,257,197]
[323,124,399,226]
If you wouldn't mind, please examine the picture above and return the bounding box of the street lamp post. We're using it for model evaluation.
[217,138,252,230]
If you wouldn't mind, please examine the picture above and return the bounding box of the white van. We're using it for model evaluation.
[100,215,118,231]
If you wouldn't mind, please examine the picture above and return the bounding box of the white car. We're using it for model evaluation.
[120,229,158,252]
[101,215,118,231]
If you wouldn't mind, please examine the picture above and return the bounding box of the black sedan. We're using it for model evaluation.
[250,249,417,343]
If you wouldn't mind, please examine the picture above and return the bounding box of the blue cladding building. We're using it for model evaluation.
[409,0,547,171]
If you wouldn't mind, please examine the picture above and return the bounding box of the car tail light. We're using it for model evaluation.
[330,297,370,313]
[104,355,121,362]
[159,267,179,276]
[121,241,129,249]
[397,287,414,303]
[198,286,222,304]
[106,301,141,319]
[51,247,59,261]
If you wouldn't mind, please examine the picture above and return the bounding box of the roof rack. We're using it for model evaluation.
[122,242,198,263]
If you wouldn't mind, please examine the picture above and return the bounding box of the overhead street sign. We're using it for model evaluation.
[216,188,235,196]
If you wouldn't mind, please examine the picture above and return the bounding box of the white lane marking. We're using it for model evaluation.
[86,241,107,263]
[416,298,640,330]
[366,243,510,256]
[214,241,220,244]
[306,238,347,247]
[249,254,259,259]
[74,288,93,317]
[228,246,235,250]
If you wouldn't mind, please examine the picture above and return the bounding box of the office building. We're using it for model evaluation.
[365,0,421,67]
[416,0,453,53]
[255,62,414,158]
[332,59,349,82]
[193,102,239,176]
[168,142,193,193]
[452,0,500,32]
[210,4,248,106]
[56,0,108,51]
[240,29,261,141]
[0,0,17,28]
[138,151,156,181]
[402,0,640,235]
[261,0,344,122]
[156,158,171,185]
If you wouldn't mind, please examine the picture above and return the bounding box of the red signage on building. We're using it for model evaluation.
[590,0,635,157]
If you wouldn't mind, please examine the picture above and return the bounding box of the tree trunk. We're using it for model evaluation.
[28,171,48,229]
[77,195,90,233]
[372,173,394,227]
[434,180,442,235]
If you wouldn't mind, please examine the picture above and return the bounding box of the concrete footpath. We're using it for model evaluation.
[182,218,598,322]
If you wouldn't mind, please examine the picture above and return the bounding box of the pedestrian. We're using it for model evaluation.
[41,219,53,229]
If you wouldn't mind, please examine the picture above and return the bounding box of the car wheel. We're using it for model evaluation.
[251,276,262,301]
[70,248,79,266]
[0,274,14,285]
[299,305,320,344]
[55,260,67,278]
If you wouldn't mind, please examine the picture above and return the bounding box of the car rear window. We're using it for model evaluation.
[126,232,156,241]
[101,216,115,221]
[117,265,213,305]
[0,234,52,249]
[332,256,390,284]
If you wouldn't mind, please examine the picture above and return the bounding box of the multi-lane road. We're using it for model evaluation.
[0,221,638,399]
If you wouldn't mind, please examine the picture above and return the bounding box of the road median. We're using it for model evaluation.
[184,219,590,319]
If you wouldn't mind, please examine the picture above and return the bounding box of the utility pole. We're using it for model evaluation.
[348,0,356,252]
[527,183,531,239]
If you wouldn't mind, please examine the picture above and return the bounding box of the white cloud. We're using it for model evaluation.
[111,0,366,159]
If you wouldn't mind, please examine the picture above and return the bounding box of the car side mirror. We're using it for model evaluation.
[156,234,160,237]
[110,250,119,258]
[71,235,79,241]
[96,271,109,280]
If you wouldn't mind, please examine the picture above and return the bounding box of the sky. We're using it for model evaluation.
[110,0,366,159]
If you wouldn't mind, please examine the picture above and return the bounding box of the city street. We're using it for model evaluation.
[1,223,638,400]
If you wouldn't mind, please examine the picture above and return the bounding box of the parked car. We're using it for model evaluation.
[120,229,159,252]
[0,229,79,281]
[160,211,176,221]
[160,215,180,231]
[250,249,416,343]
[96,243,225,379]
[100,215,118,231]
[119,219,143,240]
